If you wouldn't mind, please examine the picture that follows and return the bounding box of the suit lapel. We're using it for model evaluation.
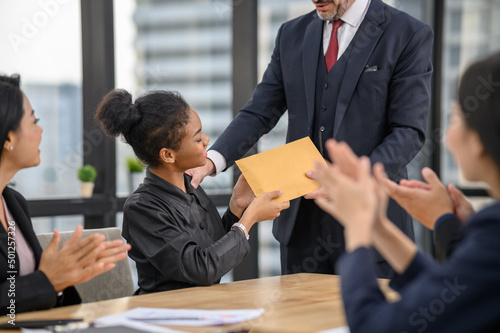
[302,15,323,130]
[333,0,386,138]
[2,187,43,267]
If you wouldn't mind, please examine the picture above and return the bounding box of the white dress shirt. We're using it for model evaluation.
[208,0,371,175]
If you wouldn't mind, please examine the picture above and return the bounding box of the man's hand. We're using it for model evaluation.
[229,175,256,218]
[186,158,216,188]
[303,179,328,200]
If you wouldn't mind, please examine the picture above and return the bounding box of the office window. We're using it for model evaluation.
[114,0,234,197]
[31,215,83,234]
[441,0,500,186]
[0,1,83,199]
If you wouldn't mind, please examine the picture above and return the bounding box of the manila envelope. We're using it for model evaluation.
[235,137,326,202]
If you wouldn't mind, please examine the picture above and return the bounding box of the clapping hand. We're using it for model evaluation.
[381,168,454,230]
[39,226,131,292]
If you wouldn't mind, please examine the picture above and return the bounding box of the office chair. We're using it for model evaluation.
[36,227,135,303]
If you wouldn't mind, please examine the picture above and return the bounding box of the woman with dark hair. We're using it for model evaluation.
[311,51,500,332]
[96,89,289,294]
[0,74,131,315]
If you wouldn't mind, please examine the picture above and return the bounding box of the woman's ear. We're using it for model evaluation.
[3,131,16,152]
[468,130,486,159]
[159,147,176,164]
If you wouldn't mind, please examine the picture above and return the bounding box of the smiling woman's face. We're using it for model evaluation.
[172,108,209,171]
[6,95,44,170]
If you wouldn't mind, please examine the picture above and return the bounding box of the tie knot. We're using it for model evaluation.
[331,19,343,30]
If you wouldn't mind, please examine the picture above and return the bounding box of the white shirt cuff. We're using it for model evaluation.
[207,150,227,176]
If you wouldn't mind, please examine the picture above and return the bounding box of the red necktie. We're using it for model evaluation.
[325,20,343,72]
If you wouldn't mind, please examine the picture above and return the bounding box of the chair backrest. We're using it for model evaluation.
[36,227,135,303]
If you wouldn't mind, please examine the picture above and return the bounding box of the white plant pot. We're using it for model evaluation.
[80,182,95,198]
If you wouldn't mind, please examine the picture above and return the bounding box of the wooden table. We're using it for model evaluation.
[0,273,394,333]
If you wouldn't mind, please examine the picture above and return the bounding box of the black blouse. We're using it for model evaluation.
[122,169,250,294]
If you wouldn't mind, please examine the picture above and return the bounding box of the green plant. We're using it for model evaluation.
[77,164,97,182]
[127,156,143,173]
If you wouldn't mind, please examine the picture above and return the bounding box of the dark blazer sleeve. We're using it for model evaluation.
[368,24,433,179]
[0,260,58,315]
[434,215,464,262]
[336,204,500,333]
[221,208,241,232]
[0,188,80,315]
[125,200,250,286]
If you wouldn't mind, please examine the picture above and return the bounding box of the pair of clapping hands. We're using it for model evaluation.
[308,139,474,250]
[38,226,131,293]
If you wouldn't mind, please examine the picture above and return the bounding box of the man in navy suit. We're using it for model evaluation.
[189,0,433,278]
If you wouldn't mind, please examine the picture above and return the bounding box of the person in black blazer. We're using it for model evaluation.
[311,51,500,332]
[187,0,433,278]
[0,74,131,315]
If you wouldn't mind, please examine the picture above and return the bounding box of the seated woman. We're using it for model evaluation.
[311,51,500,332]
[96,89,289,293]
[0,74,131,315]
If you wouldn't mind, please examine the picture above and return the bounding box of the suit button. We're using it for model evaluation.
[320,126,325,132]
[324,83,328,90]
[321,106,327,112]
[200,223,206,230]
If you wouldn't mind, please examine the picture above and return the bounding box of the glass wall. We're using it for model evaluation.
[441,0,500,188]
[0,0,83,201]
[114,0,234,197]
[32,215,83,234]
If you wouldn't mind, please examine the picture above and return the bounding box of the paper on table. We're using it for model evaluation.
[317,326,351,333]
[235,137,326,202]
[21,321,182,333]
[94,307,265,327]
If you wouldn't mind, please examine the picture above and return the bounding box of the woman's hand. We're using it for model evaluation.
[39,226,131,292]
[448,184,474,223]
[239,191,290,231]
[381,167,454,230]
[229,175,256,218]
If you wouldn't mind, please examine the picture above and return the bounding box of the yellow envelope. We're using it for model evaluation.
[235,137,326,202]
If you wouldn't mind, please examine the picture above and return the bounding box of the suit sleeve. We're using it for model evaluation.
[125,201,250,286]
[434,215,464,262]
[0,268,57,315]
[210,24,288,167]
[368,25,433,179]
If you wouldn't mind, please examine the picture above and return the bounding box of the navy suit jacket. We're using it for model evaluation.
[211,0,433,245]
[338,203,500,332]
[434,214,464,262]
[0,187,80,315]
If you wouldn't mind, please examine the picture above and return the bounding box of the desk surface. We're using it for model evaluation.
[0,273,394,333]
